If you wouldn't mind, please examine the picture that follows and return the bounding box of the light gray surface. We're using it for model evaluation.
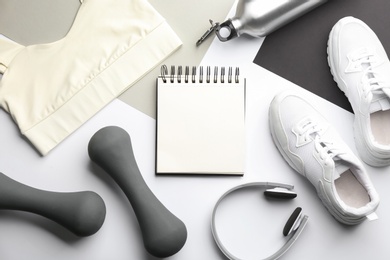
[0,0,235,118]
[0,0,81,45]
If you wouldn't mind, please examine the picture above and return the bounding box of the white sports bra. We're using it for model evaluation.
[0,0,181,155]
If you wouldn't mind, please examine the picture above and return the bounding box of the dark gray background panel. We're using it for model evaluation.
[255,0,390,113]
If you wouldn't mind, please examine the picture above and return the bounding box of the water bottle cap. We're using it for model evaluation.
[215,19,238,42]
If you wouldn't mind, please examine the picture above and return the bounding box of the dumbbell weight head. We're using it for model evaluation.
[0,172,106,237]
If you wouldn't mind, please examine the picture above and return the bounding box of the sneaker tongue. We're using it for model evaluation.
[333,154,351,180]
[369,88,390,113]
[333,157,350,180]
[369,95,390,113]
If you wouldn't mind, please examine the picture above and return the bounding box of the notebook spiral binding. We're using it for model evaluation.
[160,65,240,84]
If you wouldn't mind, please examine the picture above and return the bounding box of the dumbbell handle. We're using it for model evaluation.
[88,126,187,258]
[0,172,106,237]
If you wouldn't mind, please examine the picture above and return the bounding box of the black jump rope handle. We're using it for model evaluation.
[88,126,187,258]
[0,172,106,237]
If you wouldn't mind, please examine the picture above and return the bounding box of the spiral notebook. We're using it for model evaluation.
[156,65,245,175]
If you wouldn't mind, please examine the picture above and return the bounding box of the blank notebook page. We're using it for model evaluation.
[156,67,245,175]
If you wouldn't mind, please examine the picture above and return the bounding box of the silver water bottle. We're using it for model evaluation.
[197,0,327,45]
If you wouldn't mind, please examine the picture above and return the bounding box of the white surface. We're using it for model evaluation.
[1,6,390,260]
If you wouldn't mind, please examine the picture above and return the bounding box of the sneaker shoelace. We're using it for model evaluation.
[300,119,345,165]
[353,49,390,100]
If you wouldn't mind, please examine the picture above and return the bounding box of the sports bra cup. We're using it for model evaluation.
[0,0,182,155]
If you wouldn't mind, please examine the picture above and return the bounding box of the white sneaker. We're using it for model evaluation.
[269,90,380,225]
[327,16,390,167]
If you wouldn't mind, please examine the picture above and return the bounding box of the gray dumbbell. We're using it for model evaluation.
[0,172,106,237]
[88,126,187,258]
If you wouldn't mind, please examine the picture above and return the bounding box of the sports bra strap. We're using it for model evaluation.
[0,35,24,74]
